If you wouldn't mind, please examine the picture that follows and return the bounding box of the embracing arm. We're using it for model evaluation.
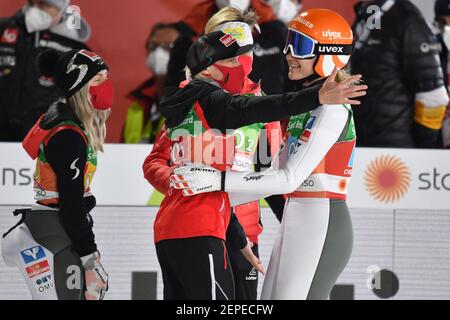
[199,69,364,131]
[172,105,350,206]
[224,105,349,200]
[200,84,321,130]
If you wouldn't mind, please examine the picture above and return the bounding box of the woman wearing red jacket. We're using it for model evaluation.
[144,8,285,300]
[143,82,283,300]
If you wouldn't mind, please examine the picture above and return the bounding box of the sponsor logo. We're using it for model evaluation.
[244,175,263,182]
[0,55,16,67]
[26,260,50,278]
[305,116,316,130]
[367,38,382,46]
[197,185,213,192]
[38,39,72,52]
[365,155,411,203]
[246,267,257,281]
[180,116,194,126]
[70,158,80,180]
[420,42,441,54]
[66,54,88,91]
[287,120,303,131]
[348,148,355,168]
[418,168,450,191]
[78,49,102,62]
[338,179,348,192]
[318,45,344,54]
[219,34,237,47]
[36,275,54,293]
[322,30,342,38]
[294,16,314,29]
[287,137,300,158]
[301,179,314,188]
[222,27,246,41]
[20,246,46,264]
[233,159,253,170]
[1,28,19,44]
[253,46,280,57]
[300,130,311,143]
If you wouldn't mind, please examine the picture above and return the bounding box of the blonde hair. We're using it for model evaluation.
[335,68,360,86]
[185,7,259,80]
[67,84,110,152]
[205,7,259,33]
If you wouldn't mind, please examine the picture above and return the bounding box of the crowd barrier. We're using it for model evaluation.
[1,143,449,299]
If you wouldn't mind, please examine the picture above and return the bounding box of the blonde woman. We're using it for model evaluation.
[2,49,112,300]
[172,9,362,300]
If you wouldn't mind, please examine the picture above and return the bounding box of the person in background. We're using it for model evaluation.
[165,0,295,95]
[122,23,180,144]
[351,0,449,148]
[434,0,450,148]
[0,0,91,141]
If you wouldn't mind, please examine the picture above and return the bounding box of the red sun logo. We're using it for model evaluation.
[365,155,411,203]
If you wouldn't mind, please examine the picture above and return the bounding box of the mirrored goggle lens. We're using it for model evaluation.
[283,29,316,58]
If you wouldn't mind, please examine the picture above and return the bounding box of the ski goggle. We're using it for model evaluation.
[283,29,354,59]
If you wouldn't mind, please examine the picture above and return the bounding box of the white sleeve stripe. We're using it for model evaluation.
[415,86,449,108]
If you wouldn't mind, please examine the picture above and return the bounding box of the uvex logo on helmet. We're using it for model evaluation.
[288,9,354,77]
[322,30,342,38]
[318,45,345,54]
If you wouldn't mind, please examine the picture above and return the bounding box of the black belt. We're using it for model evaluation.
[2,208,32,238]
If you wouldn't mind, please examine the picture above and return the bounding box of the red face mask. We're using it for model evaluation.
[238,55,253,77]
[214,62,246,95]
[89,79,114,110]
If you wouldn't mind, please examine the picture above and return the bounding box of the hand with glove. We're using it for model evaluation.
[81,251,109,300]
[171,164,223,196]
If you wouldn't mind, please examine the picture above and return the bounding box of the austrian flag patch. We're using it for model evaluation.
[220,34,237,47]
